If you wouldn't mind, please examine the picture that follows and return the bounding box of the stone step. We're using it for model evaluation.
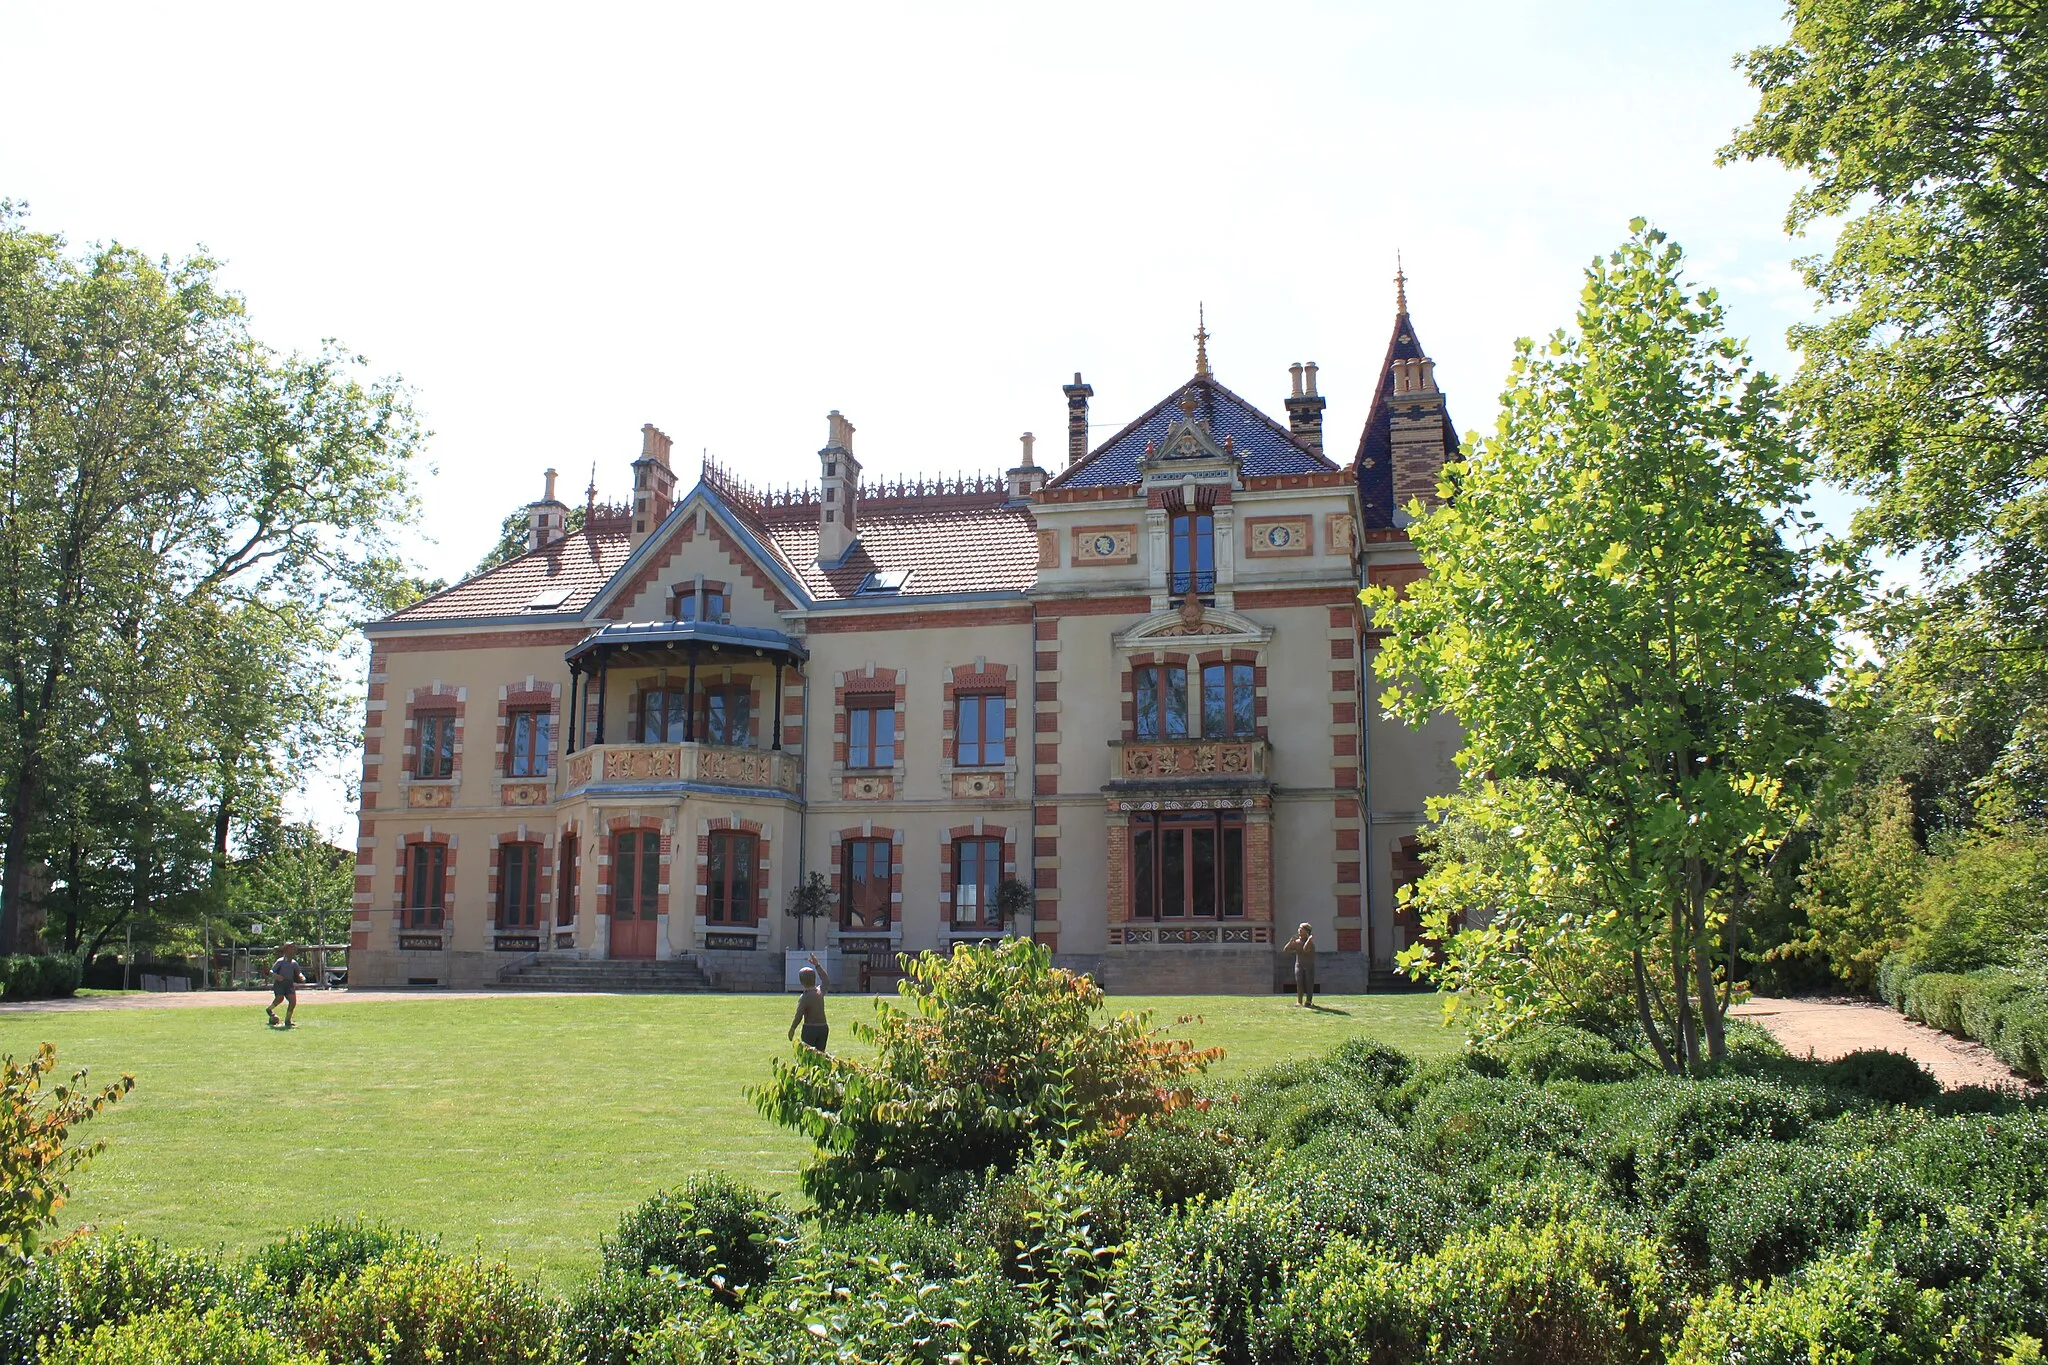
[498,958,715,993]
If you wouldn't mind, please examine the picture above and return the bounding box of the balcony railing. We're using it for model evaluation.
[561,742,800,796]
[1110,738,1269,781]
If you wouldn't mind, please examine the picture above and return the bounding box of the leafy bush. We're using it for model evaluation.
[749,938,1223,1214]
[1082,1113,1238,1208]
[559,1268,696,1365]
[1409,1074,1590,1187]
[1878,952,1921,1009]
[1474,1023,1655,1085]
[1661,1143,1942,1281]
[1906,828,2048,975]
[1282,1217,1682,1365]
[0,1234,246,1365]
[1596,1075,1824,1204]
[954,1149,1158,1288]
[600,1174,797,1295]
[1994,993,2048,1080]
[290,1248,560,1365]
[1905,971,1972,1033]
[1961,971,2035,1042]
[1670,1249,1967,1364]
[1883,1111,2048,1213]
[1,1045,132,1278]
[1266,1129,1459,1259]
[247,1217,437,1294]
[1324,1035,1416,1091]
[0,955,80,1002]
[1164,1184,1322,1365]
[1237,1073,1409,1152]
[39,1306,317,1365]
[1819,1049,1941,1106]
[818,1211,969,1283]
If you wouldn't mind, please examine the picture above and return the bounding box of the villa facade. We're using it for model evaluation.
[349,298,1460,992]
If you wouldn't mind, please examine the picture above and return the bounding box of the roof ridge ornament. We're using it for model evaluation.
[1194,303,1212,378]
[1395,253,1409,316]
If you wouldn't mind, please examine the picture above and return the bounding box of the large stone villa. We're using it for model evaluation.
[348,291,1460,992]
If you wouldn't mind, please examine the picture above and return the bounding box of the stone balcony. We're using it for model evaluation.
[1107,737,1270,783]
[560,742,800,798]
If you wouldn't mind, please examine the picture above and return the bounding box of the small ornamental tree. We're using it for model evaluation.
[1367,222,1862,1072]
[783,871,831,951]
[750,937,1222,1215]
[996,877,1034,933]
[1,1044,133,1283]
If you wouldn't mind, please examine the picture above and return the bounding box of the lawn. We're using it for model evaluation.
[0,989,1456,1285]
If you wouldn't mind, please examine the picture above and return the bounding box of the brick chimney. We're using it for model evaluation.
[818,410,861,565]
[1285,361,1327,455]
[1062,372,1093,468]
[631,424,678,545]
[526,467,569,551]
[1007,431,1047,500]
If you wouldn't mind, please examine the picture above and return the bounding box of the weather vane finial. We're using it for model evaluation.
[1394,252,1409,315]
[1194,303,1212,378]
[586,462,598,511]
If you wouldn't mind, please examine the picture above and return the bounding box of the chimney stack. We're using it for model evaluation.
[1285,360,1327,455]
[817,409,862,565]
[1007,431,1047,500]
[1062,372,1093,468]
[526,467,570,551]
[631,423,678,545]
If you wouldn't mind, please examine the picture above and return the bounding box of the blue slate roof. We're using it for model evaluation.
[1356,309,1460,528]
[1049,375,1336,488]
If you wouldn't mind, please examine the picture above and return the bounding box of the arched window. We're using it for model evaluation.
[1201,662,1256,738]
[1134,664,1188,739]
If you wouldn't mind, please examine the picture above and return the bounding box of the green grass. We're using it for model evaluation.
[0,989,1455,1284]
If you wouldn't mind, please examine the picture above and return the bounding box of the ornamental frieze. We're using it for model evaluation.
[500,782,552,806]
[1118,741,1264,779]
[407,784,453,809]
[604,745,682,782]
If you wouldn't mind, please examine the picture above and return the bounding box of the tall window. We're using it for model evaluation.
[700,684,752,747]
[405,843,447,929]
[1201,663,1256,739]
[1169,509,1215,597]
[639,688,690,743]
[842,837,893,930]
[1134,664,1189,739]
[612,831,661,920]
[1130,811,1245,919]
[416,712,455,779]
[497,841,540,928]
[507,708,552,776]
[952,837,1003,929]
[557,834,578,926]
[847,696,896,769]
[706,831,757,923]
[955,694,1005,767]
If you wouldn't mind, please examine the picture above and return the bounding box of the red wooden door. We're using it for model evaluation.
[611,831,661,959]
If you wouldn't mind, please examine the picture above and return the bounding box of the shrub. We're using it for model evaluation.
[1082,1113,1238,1208]
[1409,1074,1589,1188]
[1670,1249,1967,1365]
[818,1211,968,1283]
[1164,1184,1321,1365]
[1265,1129,1459,1259]
[1905,971,1972,1033]
[291,1248,560,1365]
[0,955,80,1002]
[1324,1036,1416,1091]
[1595,1075,1823,1204]
[955,1149,1158,1289]
[0,1045,132,1277]
[1819,1049,1941,1106]
[1907,828,2048,975]
[1474,1023,1655,1085]
[1886,1111,2048,1213]
[749,938,1223,1214]
[1878,952,1921,1008]
[0,1234,246,1365]
[39,1306,317,1365]
[1660,1143,1943,1281]
[1239,1074,1409,1152]
[559,1268,697,1365]
[247,1217,436,1294]
[601,1174,798,1295]
[1961,970,2035,1042]
[1281,1216,1682,1365]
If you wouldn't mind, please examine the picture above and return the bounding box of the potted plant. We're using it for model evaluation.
[784,871,836,990]
[996,877,1034,936]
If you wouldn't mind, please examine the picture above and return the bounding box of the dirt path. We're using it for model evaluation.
[1732,995,2039,1093]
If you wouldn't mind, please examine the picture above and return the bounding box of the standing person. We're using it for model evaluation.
[1282,923,1317,1007]
[788,953,830,1052]
[267,944,306,1028]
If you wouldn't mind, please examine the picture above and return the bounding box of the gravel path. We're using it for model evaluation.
[1732,995,2039,1093]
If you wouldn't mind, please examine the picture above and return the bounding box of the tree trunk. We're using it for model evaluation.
[1689,855,1726,1064]
[63,841,83,953]
[1672,900,1699,1072]
[0,757,44,955]
[1633,949,1677,1072]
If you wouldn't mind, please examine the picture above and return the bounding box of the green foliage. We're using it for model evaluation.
[0,1045,131,1281]
[780,870,831,949]
[749,938,1222,1214]
[1782,778,1925,991]
[600,1174,798,1296]
[1908,830,2048,973]
[1661,1143,1941,1281]
[0,1233,247,1365]
[40,1306,318,1365]
[560,1268,696,1365]
[1266,1129,1459,1260]
[1671,1249,1968,1365]
[246,1217,437,1295]
[1473,1023,1656,1086]
[1817,1050,1941,1107]
[0,954,78,1001]
[1164,1184,1318,1365]
[1081,1114,1238,1209]
[290,1247,560,1365]
[1594,1075,1824,1204]
[1368,221,1856,1071]
[1409,1075,1590,1190]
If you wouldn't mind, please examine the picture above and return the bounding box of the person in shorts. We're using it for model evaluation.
[268,944,306,1028]
[1282,922,1317,1007]
[788,953,830,1051]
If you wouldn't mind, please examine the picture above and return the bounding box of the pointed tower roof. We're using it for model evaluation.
[1355,269,1459,528]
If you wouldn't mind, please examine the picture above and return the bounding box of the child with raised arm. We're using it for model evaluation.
[788,953,830,1051]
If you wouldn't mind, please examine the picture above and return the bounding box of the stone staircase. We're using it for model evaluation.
[497,957,716,993]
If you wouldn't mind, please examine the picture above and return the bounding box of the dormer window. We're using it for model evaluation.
[856,569,910,595]
[676,586,728,623]
[1170,509,1215,597]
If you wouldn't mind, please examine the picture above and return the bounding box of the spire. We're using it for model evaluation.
[1394,252,1409,316]
[586,463,598,513]
[1194,303,1212,378]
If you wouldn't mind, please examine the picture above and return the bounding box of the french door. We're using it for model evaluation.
[842,837,892,931]
[610,830,661,959]
[1130,811,1246,919]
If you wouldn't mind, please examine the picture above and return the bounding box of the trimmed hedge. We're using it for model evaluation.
[1,952,79,1001]
[1896,966,2048,1082]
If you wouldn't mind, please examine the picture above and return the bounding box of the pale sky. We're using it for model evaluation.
[4,1,1827,835]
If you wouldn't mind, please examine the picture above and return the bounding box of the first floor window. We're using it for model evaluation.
[508,707,552,776]
[701,684,752,747]
[498,841,540,928]
[847,697,896,768]
[955,694,1005,767]
[1134,665,1188,739]
[640,688,690,743]
[416,711,455,779]
[1201,663,1256,738]
[557,834,578,926]
[707,831,757,923]
[842,837,892,930]
[406,843,447,929]
[952,837,1003,929]
[1130,811,1245,919]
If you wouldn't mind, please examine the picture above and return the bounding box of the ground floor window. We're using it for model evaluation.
[1130,811,1245,919]
[557,834,578,926]
[707,831,757,923]
[842,837,892,930]
[498,841,540,928]
[406,843,447,929]
[951,837,1003,929]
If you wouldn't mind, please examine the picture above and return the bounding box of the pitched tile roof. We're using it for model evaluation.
[383,527,637,623]
[757,501,1040,600]
[1356,309,1460,529]
[1049,374,1337,489]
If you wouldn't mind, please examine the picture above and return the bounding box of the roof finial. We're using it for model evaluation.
[1194,303,1212,378]
[586,462,598,513]
[1394,252,1409,315]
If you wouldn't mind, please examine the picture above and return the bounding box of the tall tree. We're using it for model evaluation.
[1367,223,1859,1071]
[0,205,423,952]
[1726,0,2048,816]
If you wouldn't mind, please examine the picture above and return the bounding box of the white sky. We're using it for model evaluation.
[4,0,1833,836]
